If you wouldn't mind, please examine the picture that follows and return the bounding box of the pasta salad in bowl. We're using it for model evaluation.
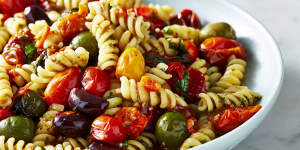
[0,0,283,149]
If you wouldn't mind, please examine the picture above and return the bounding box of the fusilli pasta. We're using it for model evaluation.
[115,76,187,109]
[113,26,142,50]
[46,11,61,23]
[109,0,146,9]
[163,25,201,44]
[145,63,171,85]
[0,136,34,150]
[29,46,89,91]
[86,14,119,70]
[51,0,89,10]
[104,95,123,115]
[0,66,13,108]
[198,86,261,112]
[0,27,10,52]
[148,3,177,24]
[4,15,27,35]
[139,36,177,56]
[10,63,36,87]
[126,132,156,150]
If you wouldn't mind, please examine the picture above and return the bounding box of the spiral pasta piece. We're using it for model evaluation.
[29,46,89,91]
[211,55,247,92]
[148,3,177,24]
[10,63,36,87]
[206,66,222,89]
[145,63,171,85]
[115,76,187,109]
[113,26,142,50]
[198,86,261,112]
[104,95,123,115]
[163,25,201,44]
[180,118,215,150]
[4,15,27,35]
[139,36,177,56]
[126,132,156,150]
[51,0,89,10]
[109,0,146,9]
[0,66,13,108]
[87,1,151,40]
[86,15,119,70]
[46,11,61,23]
[0,27,10,52]
[0,136,35,150]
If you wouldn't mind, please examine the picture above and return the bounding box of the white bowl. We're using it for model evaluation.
[147,0,284,149]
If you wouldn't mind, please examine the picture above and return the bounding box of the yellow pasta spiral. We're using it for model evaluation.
[0,27,10,52]
[163,25,201,44]
[180,118,215,150]
[114,76,187,109]
[148,3,177,24]
[104,94,123,115]
[211,55,247,93]
[0,66,13,108]
[29,46,89,91]
[113,26,142,50]
[51,0,89,10]
[86,14,119,70]
[0,136,34,150]
[145,63,171,85]
[139,36,177,56]
[126,132,156,150]
[4,15,27,35]
[206,66,222,89]
[198,86,261,112]
[109,0,146,9]
[11,63,36,87]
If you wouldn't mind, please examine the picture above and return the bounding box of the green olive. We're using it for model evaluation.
[71,31,98,62]
[0,116,35,142]
[14,90,47,118]
[200,22,237,41]
[155,112,190,148]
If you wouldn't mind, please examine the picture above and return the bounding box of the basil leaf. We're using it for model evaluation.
[24,42,37,63]
[175,71,189,93]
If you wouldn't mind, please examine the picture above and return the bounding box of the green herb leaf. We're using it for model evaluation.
[175,71,189,93]
[108,91,116,98]
[24,42,37,63]
[162,27,173,35]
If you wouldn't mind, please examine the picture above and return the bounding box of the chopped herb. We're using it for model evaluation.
[72,106,77,111]
[125,122,131,127]
[162,27,173,35]
[24,42,37,63]
[150,12,157,19]
[108,91,116,98]
[169,38,188,55]
[121,140,129,148]
[138,139,149,147]
[200,139,208,143]
[148,56,166,63]
[220,96,226,105]
[110,37,116,40]
[160,68,166,72]
[175,71,189,93]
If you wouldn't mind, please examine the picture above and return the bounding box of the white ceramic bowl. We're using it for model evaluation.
[147,0,284,149]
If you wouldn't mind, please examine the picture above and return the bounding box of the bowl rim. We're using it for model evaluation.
[190,0,284,149]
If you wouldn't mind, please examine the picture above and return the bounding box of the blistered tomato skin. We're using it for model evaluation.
[179,9,201,29]
[81,67,111,96]
[116,47,145,81]
[186,68,206,103]
[183,40,198,61]
[200,37,247,66]
[53,111,90,137]
[165,62,185,85]
[0,0,33,16]
[68,88,109,117]
[44,67,82,107]
[92,115,127,144]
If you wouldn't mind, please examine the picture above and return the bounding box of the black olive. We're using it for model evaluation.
[88,141,123,150]
[24,6,51,25]
[53,111,90,137]
[68,88,109,117]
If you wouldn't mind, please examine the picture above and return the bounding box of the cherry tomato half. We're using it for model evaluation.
[81,67,111,96]
[183,40,198,61]
[200,37,247,66]
[210,105,262,133]
[0,0,33,16]
[165,62,185,85]
[179,9,201,29]
[140,76,161,92]
[115,107,150,139]
[132,7,155,18]
[92,114,127,144]
[44,67,82,107]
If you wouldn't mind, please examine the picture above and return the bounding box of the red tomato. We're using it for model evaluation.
[179,9,201,29]
[210,105,262,133]
[183,40,198,61]
[200,37,247,66]
[0,0,33,16]
[115,107,150,139]
[166,62,185,85]
[81,67,111,96]
[3,49,26,66]
[92,114,127,144]
[44,67,82,107]
[140,76,161,92]
[0,108,15,121]
[132,7,154,18]
[186,68,206,103]
[187,117,199,134]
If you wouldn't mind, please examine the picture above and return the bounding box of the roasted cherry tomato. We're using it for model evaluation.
[53,4,88,44]
[44,67,81,106]
[92,114,127,144]
[116,47,145,81]
[0,0,34,16]
[132,7,155,18]
[81,67,111,96]
[187,117,199,134]
[179,9,201,29]
[115,107,150,139]
[3,49,26,65]
[200,37,247,66]
[186,68,206,103]
[166,62,185,85]
[140,76,161,92]
[210,105,262,133]
[183,40,198,61]
[0,108,15,121]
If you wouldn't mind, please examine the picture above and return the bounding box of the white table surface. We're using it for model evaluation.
[228,0,300,150]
